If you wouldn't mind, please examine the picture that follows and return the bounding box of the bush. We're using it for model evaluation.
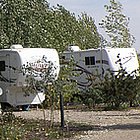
[95,61,140,108]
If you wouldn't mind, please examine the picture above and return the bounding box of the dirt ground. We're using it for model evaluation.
[13,108,140,140]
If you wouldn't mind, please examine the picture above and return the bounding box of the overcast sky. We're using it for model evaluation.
[47,0,140,53]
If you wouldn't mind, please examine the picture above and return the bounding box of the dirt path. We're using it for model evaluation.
[14,108,140,140]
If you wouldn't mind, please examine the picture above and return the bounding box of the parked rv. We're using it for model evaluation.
[0,45,60,110]
[62,46,139,89]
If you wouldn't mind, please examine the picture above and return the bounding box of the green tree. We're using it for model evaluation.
[77,12,102,49]
[0,0,49,48]
[49,56,79,105]
[43,5,102,52]
[99,0,135,48]
[0,1,102,50]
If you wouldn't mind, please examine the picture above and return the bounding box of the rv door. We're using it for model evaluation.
[0,54,10,84]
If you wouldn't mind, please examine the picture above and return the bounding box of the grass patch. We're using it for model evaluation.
[102,105,129,111]
[0,109,101,139]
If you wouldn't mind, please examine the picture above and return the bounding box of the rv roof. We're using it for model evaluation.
[63,47,137,55]
[64,48,100,53]
[10,44,23,49]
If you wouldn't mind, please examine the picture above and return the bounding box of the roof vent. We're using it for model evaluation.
[67,46,80,52]
[10,44,23,49]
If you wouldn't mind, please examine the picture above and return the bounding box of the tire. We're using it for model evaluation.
[22,105,29,111]
[1,102,11,111]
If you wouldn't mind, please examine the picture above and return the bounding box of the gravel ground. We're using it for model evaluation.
[13,108,140,140]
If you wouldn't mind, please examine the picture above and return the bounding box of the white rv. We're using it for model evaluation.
[62,46,139,89]
[0,45,60,110]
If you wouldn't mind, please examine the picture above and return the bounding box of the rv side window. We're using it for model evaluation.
[85,57,90,65]
[0,61,5,71]
[62,56,65,59]
[102,60,109,65]
[90,56,95,65]
[85,56,95,65]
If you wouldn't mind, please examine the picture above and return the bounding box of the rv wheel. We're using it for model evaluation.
[1,103,11,111]
[22,105,29,111]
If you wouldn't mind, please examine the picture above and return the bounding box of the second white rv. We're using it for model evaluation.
[62,46,139,89]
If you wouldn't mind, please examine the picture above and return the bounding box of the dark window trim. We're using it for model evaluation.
[85,56,95,65]
[0,61,5,71]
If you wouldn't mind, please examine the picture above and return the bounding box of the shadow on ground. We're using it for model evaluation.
[67,122,140,132]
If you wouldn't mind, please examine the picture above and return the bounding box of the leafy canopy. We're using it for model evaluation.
[99,0,135,48]
[0,0,101,51]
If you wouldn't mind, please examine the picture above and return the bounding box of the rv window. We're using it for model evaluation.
[85,56,95,65]
[102,60,109,65]
[0,61,5,71]
[96,60,100,64]
[90,57,95,65]
[85,57,90,65]
[62,56,65,59]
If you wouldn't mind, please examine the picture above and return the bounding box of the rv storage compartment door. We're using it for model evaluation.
[8,53,20,85]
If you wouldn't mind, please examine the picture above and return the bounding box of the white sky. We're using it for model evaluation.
[47,0,140,53]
